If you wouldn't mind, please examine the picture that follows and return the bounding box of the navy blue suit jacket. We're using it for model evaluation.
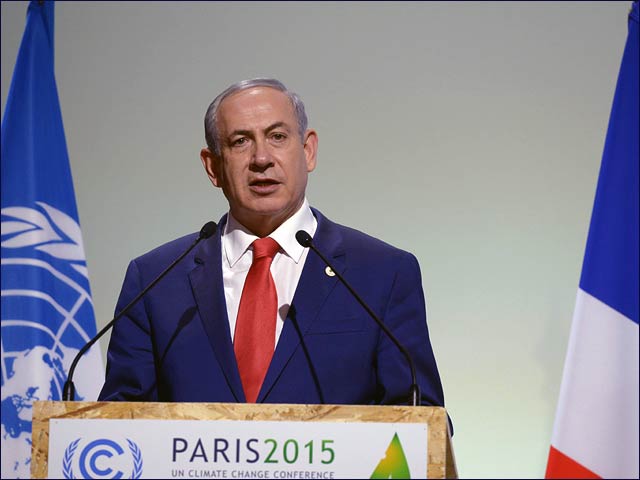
[99,209,445,407]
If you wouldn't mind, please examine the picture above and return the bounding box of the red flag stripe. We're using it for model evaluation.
[545,446,601,479]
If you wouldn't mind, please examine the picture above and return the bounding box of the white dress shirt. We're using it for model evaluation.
[221,199,318,345]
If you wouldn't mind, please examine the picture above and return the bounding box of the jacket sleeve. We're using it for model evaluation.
[376,251,446,409]
[98,259,158,401]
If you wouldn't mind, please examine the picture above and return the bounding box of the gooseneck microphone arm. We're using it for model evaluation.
[295,230,420,406]
[62,221,218,401]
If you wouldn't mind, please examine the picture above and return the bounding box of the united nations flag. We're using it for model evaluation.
[1,2,104,478]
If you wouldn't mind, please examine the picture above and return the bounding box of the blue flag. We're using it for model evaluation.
[1,2,103,478]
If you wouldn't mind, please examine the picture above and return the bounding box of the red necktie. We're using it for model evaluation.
[234,237,280,403]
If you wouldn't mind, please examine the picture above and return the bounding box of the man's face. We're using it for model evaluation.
[201,87,317,236]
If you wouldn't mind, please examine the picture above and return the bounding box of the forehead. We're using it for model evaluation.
[217,87,297,131]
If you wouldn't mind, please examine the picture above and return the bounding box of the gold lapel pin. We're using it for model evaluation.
[325,266,336,277]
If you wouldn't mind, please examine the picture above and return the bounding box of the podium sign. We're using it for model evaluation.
[32,402,457,479]
[47,418,427,479]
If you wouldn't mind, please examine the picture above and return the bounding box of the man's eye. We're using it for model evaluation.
[271,133,286,142]
[232,138,247,146]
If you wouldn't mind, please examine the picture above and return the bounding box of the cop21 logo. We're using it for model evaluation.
[62,438,143,479]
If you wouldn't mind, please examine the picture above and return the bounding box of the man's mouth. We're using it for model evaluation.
[250,179,279,187]
[249,179,280,193]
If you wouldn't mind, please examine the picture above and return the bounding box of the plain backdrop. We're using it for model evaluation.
[1,1,631,477]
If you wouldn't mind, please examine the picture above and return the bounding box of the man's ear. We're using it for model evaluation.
[200,148,222,188]
[303,129,318,173]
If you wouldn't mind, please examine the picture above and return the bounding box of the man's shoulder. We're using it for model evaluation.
[335,222,401,252]
[314,208,416,261]
[133,231,201,265]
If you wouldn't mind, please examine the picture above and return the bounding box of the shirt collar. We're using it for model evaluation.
[223,198,317,268]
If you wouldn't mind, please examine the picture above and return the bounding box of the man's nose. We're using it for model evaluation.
[251,138,272,168]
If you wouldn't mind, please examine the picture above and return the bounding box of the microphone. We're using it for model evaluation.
[63,221,218,401]
[295,230,421,406]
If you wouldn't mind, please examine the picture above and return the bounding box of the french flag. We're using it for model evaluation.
[546,2,639,478]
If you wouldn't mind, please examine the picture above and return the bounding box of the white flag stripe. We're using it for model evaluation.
[551,288,639,479]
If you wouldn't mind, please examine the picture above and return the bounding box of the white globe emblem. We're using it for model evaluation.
[1,202,103,479]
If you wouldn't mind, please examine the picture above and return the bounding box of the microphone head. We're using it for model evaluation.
[199,221,218,239]
[295,230,313,248]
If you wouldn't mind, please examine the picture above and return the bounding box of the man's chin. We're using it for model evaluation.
[233,200,302,232]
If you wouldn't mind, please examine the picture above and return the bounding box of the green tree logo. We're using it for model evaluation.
[370,433,411,479]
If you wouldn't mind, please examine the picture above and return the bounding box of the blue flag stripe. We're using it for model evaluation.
[579,2,639,325]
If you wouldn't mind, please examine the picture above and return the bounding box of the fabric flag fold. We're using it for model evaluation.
[1,2,104,478]
[546,2,639,479]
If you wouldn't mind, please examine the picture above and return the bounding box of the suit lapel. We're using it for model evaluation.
[258,210,345,402]
[189,217,245,402]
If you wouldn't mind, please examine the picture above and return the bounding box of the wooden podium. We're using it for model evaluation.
[32,401,457,478]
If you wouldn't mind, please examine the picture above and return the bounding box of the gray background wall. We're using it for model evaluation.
[1,1,631,477]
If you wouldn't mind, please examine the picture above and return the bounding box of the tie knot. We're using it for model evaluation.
[252,237,280,260]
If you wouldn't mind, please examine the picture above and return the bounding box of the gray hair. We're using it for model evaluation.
[204,78,309,156]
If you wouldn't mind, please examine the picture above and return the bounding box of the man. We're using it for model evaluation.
[99,78,445,407]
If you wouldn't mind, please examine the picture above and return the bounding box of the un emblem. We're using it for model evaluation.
[62,438,143,479]
[1,202,103,478]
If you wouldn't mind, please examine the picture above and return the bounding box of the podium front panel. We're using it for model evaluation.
[32,401,456,479]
